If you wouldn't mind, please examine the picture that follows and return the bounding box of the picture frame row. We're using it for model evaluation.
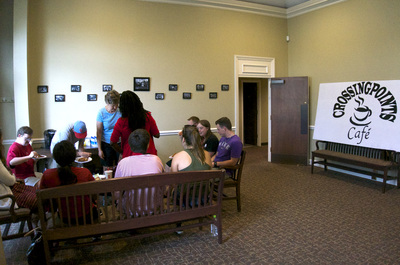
[54,94,98,102]
[37,82,229,94]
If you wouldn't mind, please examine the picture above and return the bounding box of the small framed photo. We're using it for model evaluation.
[134,77,150,91]
[155,93,165,100]
[209,92,218,99]
[196,84,205,91]
[102,84,112,92]
[183,92,192,99]
[55,94,65,102]
[221,84,229,91]
[37,85,48,93]
[169,84,178,91]
[87,94,98,101]
[71,85,81,92]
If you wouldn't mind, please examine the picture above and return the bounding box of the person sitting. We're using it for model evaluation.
[6,126,41,180]
[187,116,200,126]
[0,128,17,210]
[212,117,243,178]
[39,140,97,224]
[49,121,91,168]
[197,119,219,157]
[114,129,164,217]
[171,125,212,172]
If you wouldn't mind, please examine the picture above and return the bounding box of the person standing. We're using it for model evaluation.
[49,121,91,168]
[96,90,121,167]
[110,91,160,159]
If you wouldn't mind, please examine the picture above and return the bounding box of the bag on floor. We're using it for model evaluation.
[26,230,45,265]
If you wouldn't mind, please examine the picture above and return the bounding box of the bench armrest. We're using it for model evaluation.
[315,140,327,150]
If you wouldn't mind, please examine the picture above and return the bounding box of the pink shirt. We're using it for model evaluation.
[115,154,164,216]
[110,112,159,158]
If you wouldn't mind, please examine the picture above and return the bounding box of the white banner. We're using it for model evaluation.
[314,80,400,151]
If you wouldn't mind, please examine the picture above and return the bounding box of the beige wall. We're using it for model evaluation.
[23,0,288,162]
[0,0,16,140]
[288,0,400,129]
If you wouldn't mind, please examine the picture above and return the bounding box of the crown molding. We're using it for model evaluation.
[140,0,346,18]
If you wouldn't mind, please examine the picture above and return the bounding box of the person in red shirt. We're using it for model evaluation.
[40,140,96,223]
[7,126,40,180]
[110,91,160,159]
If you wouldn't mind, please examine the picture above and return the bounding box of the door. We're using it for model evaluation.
[270,77,309,165]
[243,82,258,145]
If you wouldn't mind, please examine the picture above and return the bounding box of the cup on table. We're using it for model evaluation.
[105,170,113,179]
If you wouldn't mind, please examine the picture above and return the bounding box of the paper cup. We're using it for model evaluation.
[105,170,113,179]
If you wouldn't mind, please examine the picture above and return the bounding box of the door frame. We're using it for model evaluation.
[234,55,275,161]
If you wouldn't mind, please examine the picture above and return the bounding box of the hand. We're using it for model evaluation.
[30,151,39,159]
[98,150,104,160]
[80,152,92,158]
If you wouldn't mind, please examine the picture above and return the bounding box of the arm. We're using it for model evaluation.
[77,139,91,157]
[96,121,104,159]
[0,162,16,186]
[9,151,39,166]
[214,157,239,168]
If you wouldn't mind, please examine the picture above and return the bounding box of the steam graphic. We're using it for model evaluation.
[350,96,372,126]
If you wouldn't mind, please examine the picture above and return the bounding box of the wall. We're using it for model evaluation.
[0,0,16,140]
[288,0,400,144]
[22,0,288,162]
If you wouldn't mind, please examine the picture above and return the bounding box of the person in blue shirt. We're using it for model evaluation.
[96,90,122,167]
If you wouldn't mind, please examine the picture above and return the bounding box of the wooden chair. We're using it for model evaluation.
[219,150,246,212]
[0,194,33,241]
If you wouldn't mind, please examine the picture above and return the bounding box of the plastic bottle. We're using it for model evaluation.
[210,215,218,236]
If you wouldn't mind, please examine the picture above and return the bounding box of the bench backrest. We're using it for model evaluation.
[36,170,225,240]
[322,141,395,161]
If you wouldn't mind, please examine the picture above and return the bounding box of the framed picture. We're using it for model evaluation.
[102,84,112,92]
[37,85,48,93]
[209,92,218,99]
[55,94,65,102]
[183,92,192,99]
[155,93,165,100]
[169,84,178,91]
[221,84,229,91]
[134,77,150,91]
[87,94,98,101]
[196,84,205,91]
[71,85,81,92]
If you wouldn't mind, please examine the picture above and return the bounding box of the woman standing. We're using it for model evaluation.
[110,91,160,158]
[96,90,121,167]
[196,120,219,158]
[171,125,212,172]
[0,128,17,209]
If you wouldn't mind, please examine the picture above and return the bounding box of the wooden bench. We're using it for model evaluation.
[36,170,225,265]
[311,141,400,193]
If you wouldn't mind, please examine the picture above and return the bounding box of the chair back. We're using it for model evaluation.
[231,150,246,182]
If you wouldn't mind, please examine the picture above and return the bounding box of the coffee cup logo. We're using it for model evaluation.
[350,96,372,126]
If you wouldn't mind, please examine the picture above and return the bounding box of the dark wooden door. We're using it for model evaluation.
[271,77,309,164]
[243,82,257,145]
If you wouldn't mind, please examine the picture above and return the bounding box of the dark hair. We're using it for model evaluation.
[187,116,200,125]
[198,119,212,139]
[53,141,78,185]
[215,117,232,130]
[128,129,150,154]
[182,125,206,164]
[119,91,148,131]
[105,90,120,105]
[0,128,5,166]
[17,126,33,137]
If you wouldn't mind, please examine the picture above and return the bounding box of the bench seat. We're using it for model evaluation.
[311,141,400,193]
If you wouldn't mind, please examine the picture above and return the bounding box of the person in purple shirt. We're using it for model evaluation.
[212,117,243,177]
